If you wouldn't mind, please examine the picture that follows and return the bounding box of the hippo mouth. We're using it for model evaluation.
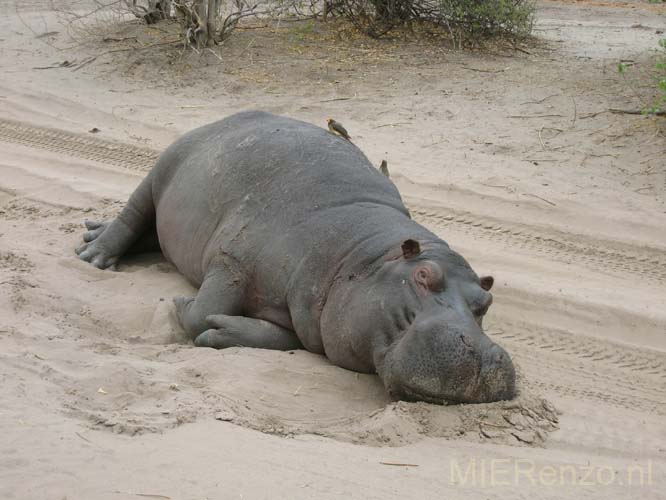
[381,347,484,405]
[393,385,457,405]
[389,369,515,405]
[380,333,516,405]
[388,375,483,405]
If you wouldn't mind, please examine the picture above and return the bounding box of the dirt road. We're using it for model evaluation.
[1,0,665,498]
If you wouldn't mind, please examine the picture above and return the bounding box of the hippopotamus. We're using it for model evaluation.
[76,111,515,404]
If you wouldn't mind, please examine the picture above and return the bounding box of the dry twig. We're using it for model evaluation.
[538,126,547,151]
[520,94,559,105]
[507,114,564,119]
[373,122,411,129]
[610,109,666,117]
[523,193,556,206]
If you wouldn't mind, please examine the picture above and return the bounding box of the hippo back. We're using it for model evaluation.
[151,111,409,285]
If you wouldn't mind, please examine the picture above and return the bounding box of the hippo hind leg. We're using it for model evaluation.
[174,265,301,351]
[76,173,156,270]
[196,315,303,351]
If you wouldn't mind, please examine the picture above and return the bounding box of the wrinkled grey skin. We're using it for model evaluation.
[76,111,515,404]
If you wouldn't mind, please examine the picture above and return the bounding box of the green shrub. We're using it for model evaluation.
[439,0,535,44]
[329,0,535,44]
[619,38,666,115]
[650,38,666,114]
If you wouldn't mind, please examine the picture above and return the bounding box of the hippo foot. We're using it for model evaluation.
[194,328,241,349]
[194,315,261,349]
[82,220,109,243]
[75,220,118,270]
[76,243,119,270]
[193,315,302,351]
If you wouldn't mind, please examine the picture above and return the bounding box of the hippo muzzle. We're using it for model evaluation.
[380,312,516,404]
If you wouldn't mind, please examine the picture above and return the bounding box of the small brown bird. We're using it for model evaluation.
[379,160,389,177]
[327,118,351,141]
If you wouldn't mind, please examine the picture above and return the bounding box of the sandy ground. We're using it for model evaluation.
[1,0,666,498]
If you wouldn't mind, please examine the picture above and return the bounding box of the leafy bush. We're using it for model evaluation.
[618,38,666,115]
[650,38,666,114]
[329,0,535,45]
[57,0,533,50]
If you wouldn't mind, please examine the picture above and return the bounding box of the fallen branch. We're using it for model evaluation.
[507,114,564,119]
[480,182,513,191]
[579,111,608,120]
[319,97,353,102]
[422,139,447,148]
[610,108,666,117]
[373,122,411,129]
[206,48,223,62]
[523,193,557,206]
[72,56,97,72]
[463,66,508,74]
[35,30,60,38]
[33,60,77,69]
[75,432,93,443]
[520,94,559,105]
[111,492,171,499]
[102,36,138,42]
[100,38,182,55]
[538,126,547,151]
[513,46,530,55]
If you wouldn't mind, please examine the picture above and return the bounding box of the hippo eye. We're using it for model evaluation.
[473,303,490,317]
[472,293,493,317]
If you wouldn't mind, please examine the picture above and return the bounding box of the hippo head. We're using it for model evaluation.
[323,238,516,405]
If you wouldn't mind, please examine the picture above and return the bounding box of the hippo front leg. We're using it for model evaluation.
[195,315,302,351]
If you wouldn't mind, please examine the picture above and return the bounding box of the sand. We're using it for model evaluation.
[0,0,665,498]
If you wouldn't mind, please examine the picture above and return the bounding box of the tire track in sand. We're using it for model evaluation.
[410,208,666,286]
[490,321,666,416]
[0,118,159,171]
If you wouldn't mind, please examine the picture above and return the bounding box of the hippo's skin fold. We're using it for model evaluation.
[76,111,516,404]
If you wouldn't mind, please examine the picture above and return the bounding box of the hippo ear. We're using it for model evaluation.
[401,239,421,259]
[480,276,494,291]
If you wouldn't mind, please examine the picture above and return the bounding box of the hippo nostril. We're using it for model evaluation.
[482,345,512,372]
[478,344,516,402]
[460,334,472,349]
[488,347,507,366]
